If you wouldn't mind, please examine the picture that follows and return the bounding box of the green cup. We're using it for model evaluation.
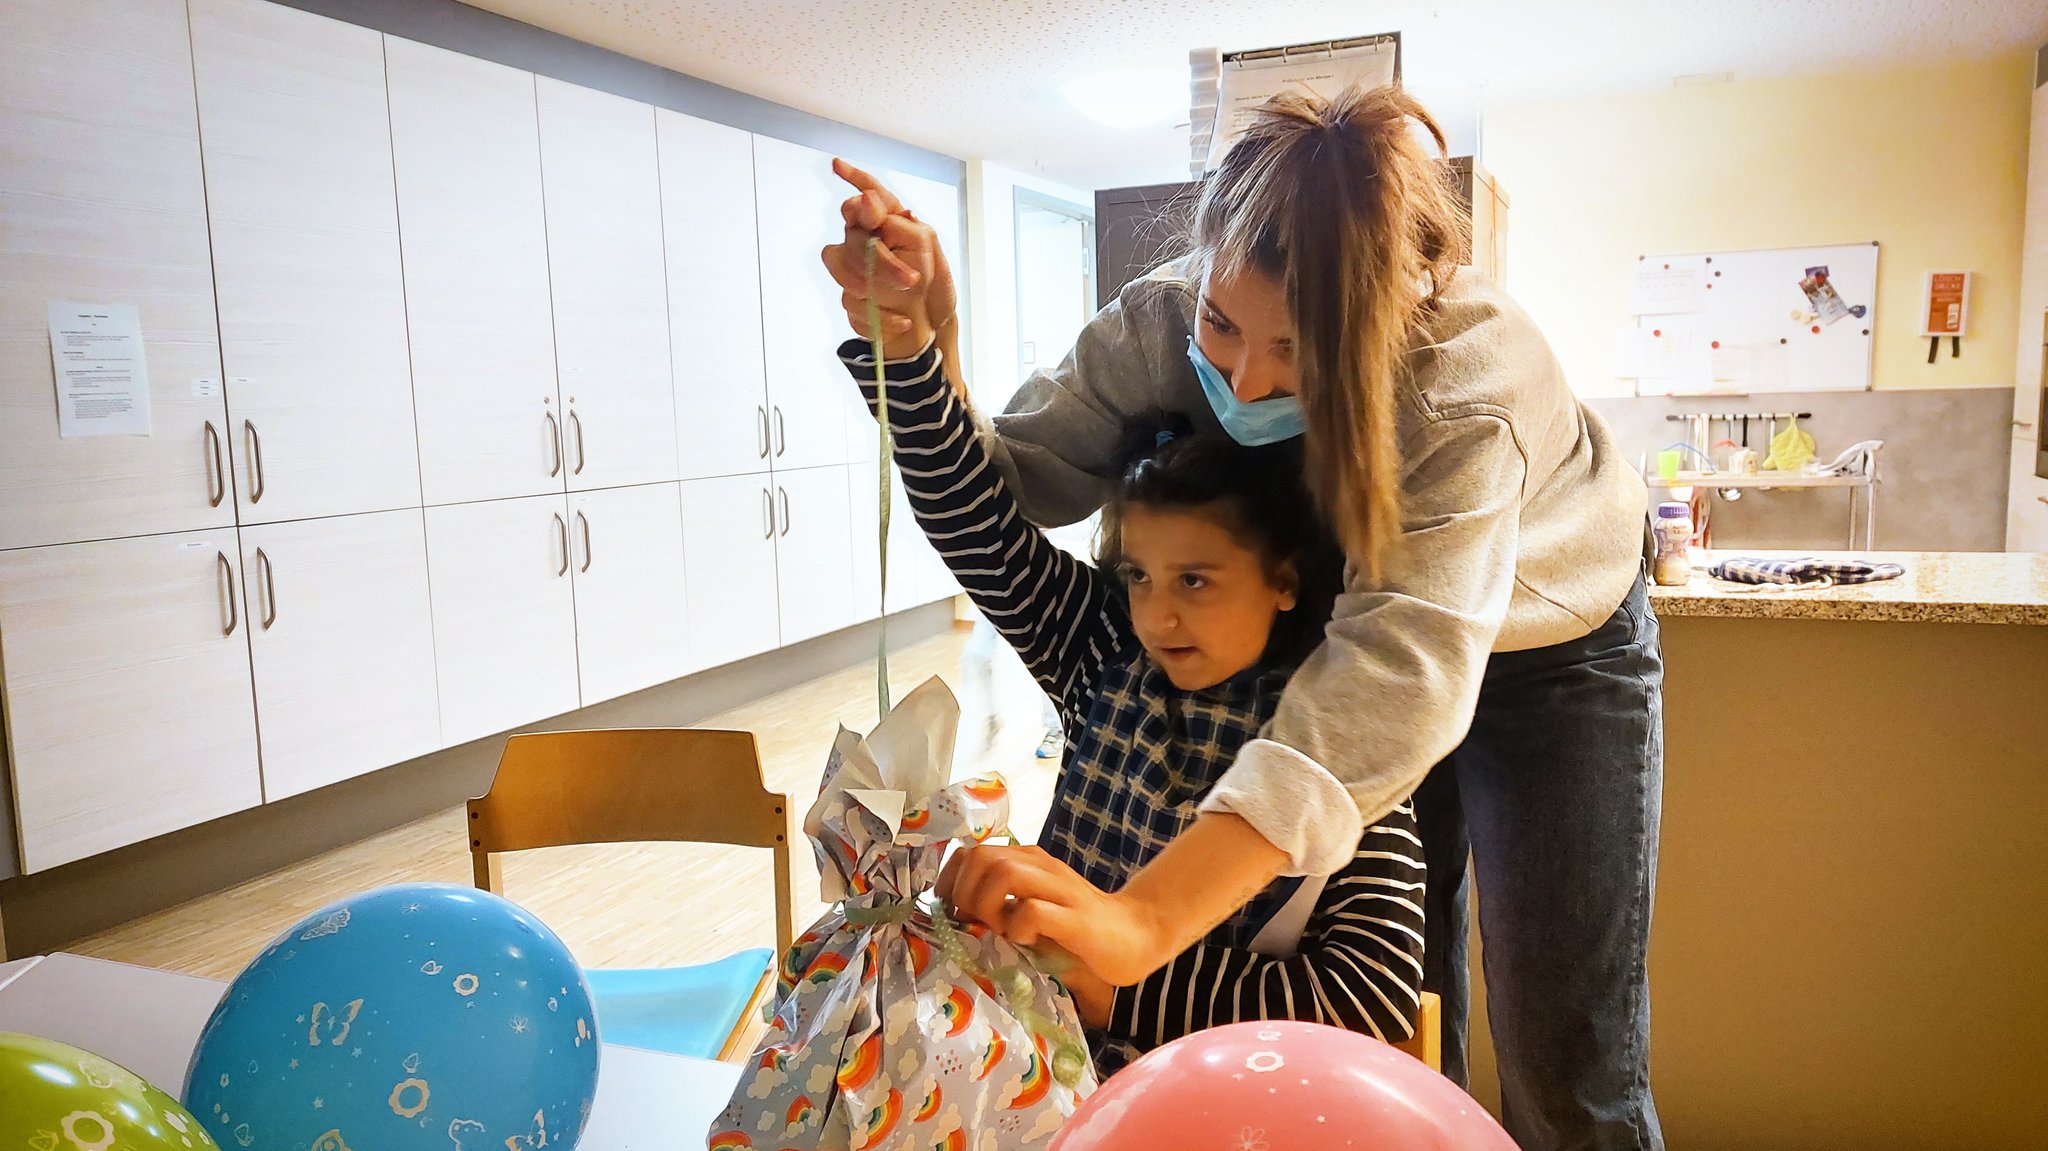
[1657,449,1683,481]
[0,1032,216,1151]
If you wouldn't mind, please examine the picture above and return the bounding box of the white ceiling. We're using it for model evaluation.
[458,0,2046,189]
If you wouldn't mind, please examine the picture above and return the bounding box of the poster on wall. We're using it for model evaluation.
[47,301,153,437]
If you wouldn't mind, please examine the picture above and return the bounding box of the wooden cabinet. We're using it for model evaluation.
[189,0,421,524]
[240,510,441,800]
[566,482,691,704]
[386,37,562,507]
[753,136,856,472]
[424,496,582,747]
[678,472,783,672]
[0,530,262,873]
[537,78,679,492]
[0,0,234,550]
[770,465,858,644]
[660,112,774,481]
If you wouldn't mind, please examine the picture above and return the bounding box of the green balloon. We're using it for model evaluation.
[0,1032,218,1151]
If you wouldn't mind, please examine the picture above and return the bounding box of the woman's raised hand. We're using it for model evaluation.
[821,159,955,359]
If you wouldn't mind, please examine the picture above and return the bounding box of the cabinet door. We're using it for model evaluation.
[240,510,441,800]
[424,496,581,747]
[567,483,690,705]
[387,38,562,507]
[660,112,774,481]
[537,79,679,492]
[679,472,782,672]
[753,136,855,471]
[0,0,235,550]
[0,530,261,873]
[773,465,858,644]
[849,460,960,620]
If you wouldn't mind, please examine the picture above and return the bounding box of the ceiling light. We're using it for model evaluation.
[1061,70,1184,129]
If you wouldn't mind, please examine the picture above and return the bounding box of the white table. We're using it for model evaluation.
[0,954,743,1150]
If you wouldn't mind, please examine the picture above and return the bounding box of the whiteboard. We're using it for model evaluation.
[1625,242,1879,395]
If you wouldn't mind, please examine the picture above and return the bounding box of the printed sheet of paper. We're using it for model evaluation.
[1629,257,1710,315]
[47,301,153,437]
[1205,38,1398,170]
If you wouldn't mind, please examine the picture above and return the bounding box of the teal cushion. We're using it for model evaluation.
[583,948,774,1060]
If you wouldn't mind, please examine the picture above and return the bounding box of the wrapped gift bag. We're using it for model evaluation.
[709,677,1095,1151]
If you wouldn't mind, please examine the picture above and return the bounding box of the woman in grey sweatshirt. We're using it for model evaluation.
[825,85,1664,1151]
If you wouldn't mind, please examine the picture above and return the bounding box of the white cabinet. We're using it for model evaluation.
[537,78,680,492]
[386,38,562,507]
[424,496,582,747]
[849,460,961,620]
[2010,78,2048,553]
[753,136,857,471]
[0,0,234,551]
[771,465,858,644]
[189,0,421,524]
[679,472,783,671]
[660,112,774,481]
[0,530,262,873]
[240,510,441,800]
[566,482,691,704]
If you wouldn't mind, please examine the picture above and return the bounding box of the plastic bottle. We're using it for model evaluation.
[1652,501,1693,587]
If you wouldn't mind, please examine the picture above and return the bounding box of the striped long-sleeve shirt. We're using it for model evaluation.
[839,338,1425,1073]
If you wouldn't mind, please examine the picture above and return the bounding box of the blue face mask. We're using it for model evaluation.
[1187,337,1305,446]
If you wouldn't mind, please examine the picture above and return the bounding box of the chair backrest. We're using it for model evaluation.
[469,727,798,956]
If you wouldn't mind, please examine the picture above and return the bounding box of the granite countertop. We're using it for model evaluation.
[1647,550,2048,625]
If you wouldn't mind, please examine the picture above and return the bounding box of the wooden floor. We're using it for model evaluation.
[71,625,1061,984]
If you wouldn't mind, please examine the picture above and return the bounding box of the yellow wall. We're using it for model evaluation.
[1483,53,2033,398]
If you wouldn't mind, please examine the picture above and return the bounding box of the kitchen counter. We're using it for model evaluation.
[1648,549,2048,625]
[1466,548,2048,1150]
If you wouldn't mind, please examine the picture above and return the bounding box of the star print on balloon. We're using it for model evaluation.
[184,884,599,1151]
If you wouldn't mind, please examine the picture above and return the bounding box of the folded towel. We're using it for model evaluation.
[1708,556,1905,587]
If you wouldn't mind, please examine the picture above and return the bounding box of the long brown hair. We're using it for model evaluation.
[1190,85,1467,582]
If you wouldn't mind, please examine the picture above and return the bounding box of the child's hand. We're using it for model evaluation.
[820,159,951,360]
[935,843,1172,987]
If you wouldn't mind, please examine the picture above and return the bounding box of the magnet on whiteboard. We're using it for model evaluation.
[1849,304,1867,318]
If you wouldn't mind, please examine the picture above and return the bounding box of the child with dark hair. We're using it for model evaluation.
[840,340,1424,1073]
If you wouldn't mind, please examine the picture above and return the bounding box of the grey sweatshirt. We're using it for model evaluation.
[976,261,1649,876]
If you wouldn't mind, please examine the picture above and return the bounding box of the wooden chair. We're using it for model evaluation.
[1395,991,1444,1072]
[468,728,797,1062]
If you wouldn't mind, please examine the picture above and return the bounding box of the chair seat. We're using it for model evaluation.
[584,948,774,1060]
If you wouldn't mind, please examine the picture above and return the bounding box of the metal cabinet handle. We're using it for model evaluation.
[255,546,277,629]
[757,405,769,459]
[2038,496,2048,507]
[216,551,238,636]
[576,510,592,572]
[762,487,774,539]
[203,421,225,507]
[773,406,786,458]
[553,512,569,576]
[244,420,266,503]
[569,410,586,475]
[546,411,563,477]
[778,487,791,537]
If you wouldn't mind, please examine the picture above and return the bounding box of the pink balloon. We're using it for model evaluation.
[1052,1021,1516,1151]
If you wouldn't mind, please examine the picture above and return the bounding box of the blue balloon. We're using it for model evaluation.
[184,884,599,1151]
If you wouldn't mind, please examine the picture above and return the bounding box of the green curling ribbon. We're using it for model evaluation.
[864,238,893,720]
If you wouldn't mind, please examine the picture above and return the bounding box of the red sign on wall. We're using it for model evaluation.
[1922,272,1971,337]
